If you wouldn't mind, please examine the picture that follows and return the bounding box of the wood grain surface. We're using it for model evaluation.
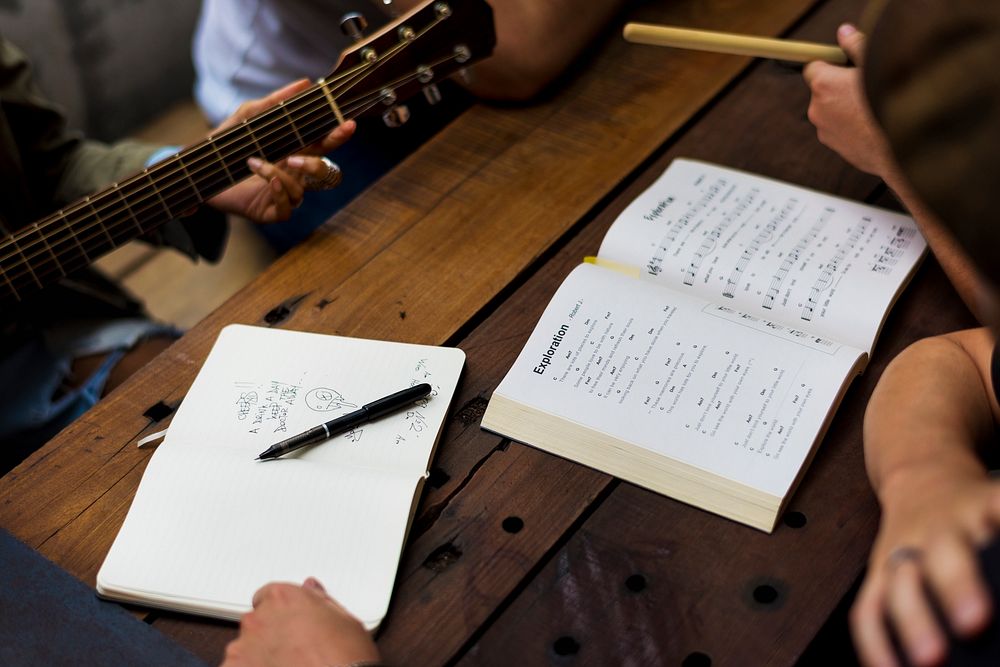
[0,0,972,664]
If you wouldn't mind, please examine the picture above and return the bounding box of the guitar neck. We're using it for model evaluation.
[0,0,497,308]
[0,80,342,306]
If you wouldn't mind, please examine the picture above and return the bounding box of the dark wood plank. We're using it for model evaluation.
[0,0,818,563]
[367,1,925,663]
[453,8,980,667]
[0,0,843,664]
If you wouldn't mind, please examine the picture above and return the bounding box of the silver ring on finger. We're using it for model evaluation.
[303,157,343,191]
[886,546,922,570]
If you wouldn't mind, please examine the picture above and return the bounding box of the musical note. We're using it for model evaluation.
[763,206,830,309]
[683,187,757,286]
[646,178,726,278]
[723,197,798,298]
[802,217,868,321]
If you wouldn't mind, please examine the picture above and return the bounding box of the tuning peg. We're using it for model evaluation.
[422,84,442,106]
[382,105,410,128]
[340,12,368,42]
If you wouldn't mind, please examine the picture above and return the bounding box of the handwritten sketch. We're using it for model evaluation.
[305,387,357,413]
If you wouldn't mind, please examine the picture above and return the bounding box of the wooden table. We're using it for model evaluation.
[0,0,977,664]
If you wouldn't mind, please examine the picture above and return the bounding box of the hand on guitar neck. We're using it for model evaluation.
[206,79,356,224]
[0,0,496,307]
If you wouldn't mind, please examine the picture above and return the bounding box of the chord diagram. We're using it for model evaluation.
[802,217,869,320]
[892,226,917,246]
[723,197,798,298]
[683,187,757,286]
[763,206,831,309]
[870,225,916,270]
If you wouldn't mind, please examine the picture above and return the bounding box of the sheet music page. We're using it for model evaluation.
[494,263,864,497]
[164,325,465,476]
[597,159,926,352]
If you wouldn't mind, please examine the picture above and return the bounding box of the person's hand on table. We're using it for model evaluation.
[802,24,902,184]
[850,469,1000,667]
[222,578,381,667]
[207,79,356,224]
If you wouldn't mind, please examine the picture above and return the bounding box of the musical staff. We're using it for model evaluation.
[723,198,798,298]
[763,206,831,309]
[645,178,725,277]
[801,217,869,321]
[683,187,758,286]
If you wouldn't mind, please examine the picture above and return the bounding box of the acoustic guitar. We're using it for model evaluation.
[0,0,495,307]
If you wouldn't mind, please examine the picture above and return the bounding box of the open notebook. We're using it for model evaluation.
[98,325,465,629]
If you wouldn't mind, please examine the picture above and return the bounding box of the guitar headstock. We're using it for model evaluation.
[323,0,496,123]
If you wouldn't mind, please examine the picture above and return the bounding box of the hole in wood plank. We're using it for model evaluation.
[264,305,291,325]
[625,574,646,593]
[502,516,523,533]
[262,293,308,325]
[783,511,807,529]
[682,652,711,667]
[552,636,579,656]
[753,584,779,605]
[143,401,175,422]
[427,467,450,489]
[454,396,489,426]
[422,542,462,573]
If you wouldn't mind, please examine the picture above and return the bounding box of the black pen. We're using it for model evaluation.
[255,383,432,460]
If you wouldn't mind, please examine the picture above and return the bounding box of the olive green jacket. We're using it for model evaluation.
[0,37,225,327]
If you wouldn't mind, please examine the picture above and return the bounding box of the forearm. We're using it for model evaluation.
[53,139,157,206]
[864,328,999,503]
[393,0,626,100]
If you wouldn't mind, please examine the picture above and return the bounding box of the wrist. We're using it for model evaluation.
[878,459,987,508]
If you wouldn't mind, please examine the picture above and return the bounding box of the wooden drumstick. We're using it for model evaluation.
[623,23,848,64]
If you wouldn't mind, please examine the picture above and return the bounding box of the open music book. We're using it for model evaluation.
[98,325,465,628]
[482,159,926,532]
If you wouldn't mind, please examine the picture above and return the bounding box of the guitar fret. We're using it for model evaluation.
[280,101,305,145]
[317,78,346,125]
[207,137,236,184]
[243,120,267,158]
[60,211,92,263]
[0,263,20,301]
[11,236,42,288]
[114,184,144,234]
[179,159,203,201]
[143,168,175,219]
[33,222,66,278]
[88,197,118,249]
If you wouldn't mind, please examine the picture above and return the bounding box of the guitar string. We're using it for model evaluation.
[0,94,388,288]
[0,53,458,277]
[0,27,461,286]
[0,13,440,257]
[0,91,375,277]
[1,9,443,251]
[0,56,461,291]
